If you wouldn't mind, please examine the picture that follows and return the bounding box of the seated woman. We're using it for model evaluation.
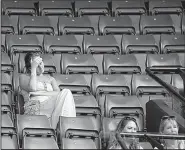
[108,117,143,149]
[19,52,76,129]
[158,115,185,149]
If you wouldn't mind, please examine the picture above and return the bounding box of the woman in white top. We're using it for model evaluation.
[19,52,76,129]
[158,116,185,149]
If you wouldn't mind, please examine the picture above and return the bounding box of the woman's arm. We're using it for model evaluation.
[50,77,60,91]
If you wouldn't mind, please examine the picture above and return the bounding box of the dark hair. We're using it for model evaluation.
[24,52,41,74]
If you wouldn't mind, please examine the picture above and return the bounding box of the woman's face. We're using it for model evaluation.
[122,120,138,133]
[32,56,44,75]
[162,120,178,135]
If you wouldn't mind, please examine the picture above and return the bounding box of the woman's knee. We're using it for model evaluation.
[62,89,73,96]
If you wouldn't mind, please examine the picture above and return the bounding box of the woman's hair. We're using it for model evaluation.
[116,117,139,133]
[159,116,179,133]
[107,117,139,149]
[24,52,41,73]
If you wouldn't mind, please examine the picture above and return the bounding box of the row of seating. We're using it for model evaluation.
[2,34,185,55]
[2,114,154,149]
[2,14,184,35]
[1,0,184,17]
[2,52,185,75]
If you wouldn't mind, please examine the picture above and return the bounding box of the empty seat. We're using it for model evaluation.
[102,117,122,149]
[2,1,36,16]
[22,128,59,149]
[18,53,60,74]
[122,34,160,54]
[44,35,83,54]
[132,74,171,96]
[99,16,139,35]
[6,34,43,66]
[74,95,101,119]
[2,91,12,110]
[61,54,99,74]
[75,0,110,16]
[146,54,182,74]
[83,35,122,54]
[112,0,146,16]
[2,127,19,149]
[59,16,98,35]
[103,54,142,74]
[140,15,180,34]
[53,74,91,95]
[39,1,73,17]
[1,34,6,52]
[16,114,52,147]
[2,113,14,127]
[58,116,101,149]
[104,95,144,130]
[1,53,14,74]
[1,15,18,34]
[171,74,184,96]
[149,0,183,15]
[160,34,185,54]
[1,72,12,92]
[178,53,185,67]
[62,138,97,149]
[91,74,131,114]
[18,15,58,35]
[91,74,131,98]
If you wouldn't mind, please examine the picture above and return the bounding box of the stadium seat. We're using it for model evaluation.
[178,53,185,67]
[2,1,36,16]
[99,16,139,35]
[16,114,52,147]
[1,15,18,34]
[58,16,99,35]
[22,128,59,149]
[1,34,6,53]
[1,53,14,75]
[122,34,160,54]
[53,74,91,95]
[2,113,14,127]
[103,54,142,74]
[1,72,13,92]
[105,95,144,128]
[160,34,185,54]
[5,34,43,68]
[149,0,183,16]
[112,0,146,16]
[57,116,101,149]
[39,1,73,17]
[61,138,97,149]
[44,35,83,54]
[91,74,131,115]
[83,35,122,54]
[132,74,171,96]
[146,53,182,74]
[2,127,19,149]
[61,54,99,74]
[18,15,58,35]
[18,53,60,74]
[140,15,180,34]
[171,74,184,96]
[74,95,101,122]
[75,0,110,16]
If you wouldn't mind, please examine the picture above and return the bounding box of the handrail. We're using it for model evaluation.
[120,132,185,140]
[145,67,185,105]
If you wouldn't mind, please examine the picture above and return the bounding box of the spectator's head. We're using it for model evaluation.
[159,116,179,135]
[25,52,44,75]
[116,117,139,133]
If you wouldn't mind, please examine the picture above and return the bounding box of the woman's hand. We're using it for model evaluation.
[31,57,43,70]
